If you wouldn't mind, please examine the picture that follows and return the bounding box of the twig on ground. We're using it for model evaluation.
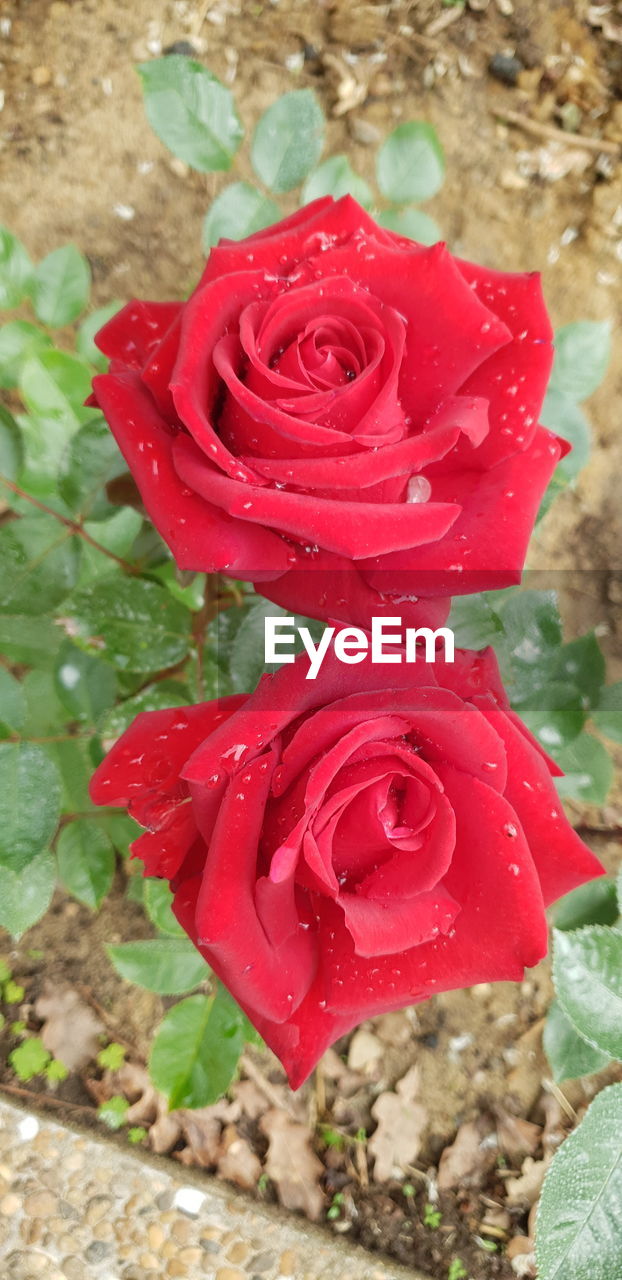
[239,1052,297,1118]
[492,108,620,157]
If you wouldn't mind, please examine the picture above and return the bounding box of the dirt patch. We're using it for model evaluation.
[1,1,622,1277]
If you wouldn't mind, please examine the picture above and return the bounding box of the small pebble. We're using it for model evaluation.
[489,52,524,86]
[163,40,197,56]
[31,65,51,86]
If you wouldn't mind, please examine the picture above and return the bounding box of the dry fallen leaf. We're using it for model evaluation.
[260,1108,324,1220]
[217,1124,262,1189]
[505,1155,551,1207]
[437,1117,496,1191]
[35,984,104,1070]
[347,1027,383,1074]
[231,1077,269,1122]
[496,1111,542,1161]
[369,1065,427,1182]
[177,1100,235,1167]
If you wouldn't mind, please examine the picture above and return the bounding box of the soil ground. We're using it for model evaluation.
[1,2,622,1277]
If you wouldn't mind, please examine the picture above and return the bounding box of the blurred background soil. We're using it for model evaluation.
[1,2,621,1276]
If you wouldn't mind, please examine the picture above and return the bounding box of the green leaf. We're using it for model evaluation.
[0,227,32,309]
[76,301,122,370]
[554,733,613,805]
[149,986,247,1109]
[520,683,585,752]
[31,245,91,327]
[99,679,192,746]
[19,350,93,430]
[202,182,280,252]
[0,405,23,483]
[151,559,206,612]
[0,322,52,390]
[21,669,66,737]
[536,1083,622,1280]
[549,321,611,404]
[9,1036,51,1082]
[4,979,24,1003]
[144,878,186,938]
[54,641,117,724]
[302,155,372,208]
[56,819,115,909]
[551,879,619,932]
[59,417,126,521]
[553,926,622,1060]
[98,1095,129,1130]
[107,938,209,995]
[138,57,243,172]
[376,122,445,204]
[228,598,324,693]
[375,206,442,245]
[593,681,622,744]
[49,739,94,814]
[494,588,562,703]
[102,811,140,857]
[63,576,191,673]
[540,388,591,484]
[0,743,61,872]
[46,1058,68,1082]
[0,668,27,736]
[447,594,503,650]
[251,90,325,193]
[0,615,62,669]
[543,999,611,1083]
[0,516,80,616]
[97,1042,126,1071]
[77,508,143,584]
[552,634,605,710]
[0,850,55,939]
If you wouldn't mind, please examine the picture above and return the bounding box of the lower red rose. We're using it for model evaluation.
[90,647,602,1088]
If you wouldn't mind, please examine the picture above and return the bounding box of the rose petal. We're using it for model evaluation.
[192,752,317,1022]
[95,300,182,369]
[477,705,605,904]
[92,371,292,578]
[172,434,460,560]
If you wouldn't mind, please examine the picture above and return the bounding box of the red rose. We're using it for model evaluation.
[91,197,563,628]
[90,645,602,1089]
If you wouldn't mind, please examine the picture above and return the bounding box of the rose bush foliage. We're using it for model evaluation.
[91,645,602,1088]
[91,196,565,628]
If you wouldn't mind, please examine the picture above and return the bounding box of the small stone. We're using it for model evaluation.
[148,1223,165,1250]
[85,1241,114,1263]
[85,1195,112,1225]
[0,1193,21,1214]
[249,1252,277,1273]
[200,1238,222,1254]
[172,1217,193,1243]
[167,1262,188,1278]
[163,40,197,56]
[31,65,51,86]
[280,1250,299,1275]
[139,1254,161,1270]
[215,1271,245,1280]
[227,1242,250,1264]
[488,52,524,86]
[60,1258,87,1280]
[179,1250,202,1266]
[25,1191,57,1216]
[92,1220,114,1241]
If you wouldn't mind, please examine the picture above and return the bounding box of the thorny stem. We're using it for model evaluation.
[0,476,139,574]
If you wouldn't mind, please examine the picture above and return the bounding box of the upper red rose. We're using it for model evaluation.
[90,644,602,1089]
[91,197,563,628]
